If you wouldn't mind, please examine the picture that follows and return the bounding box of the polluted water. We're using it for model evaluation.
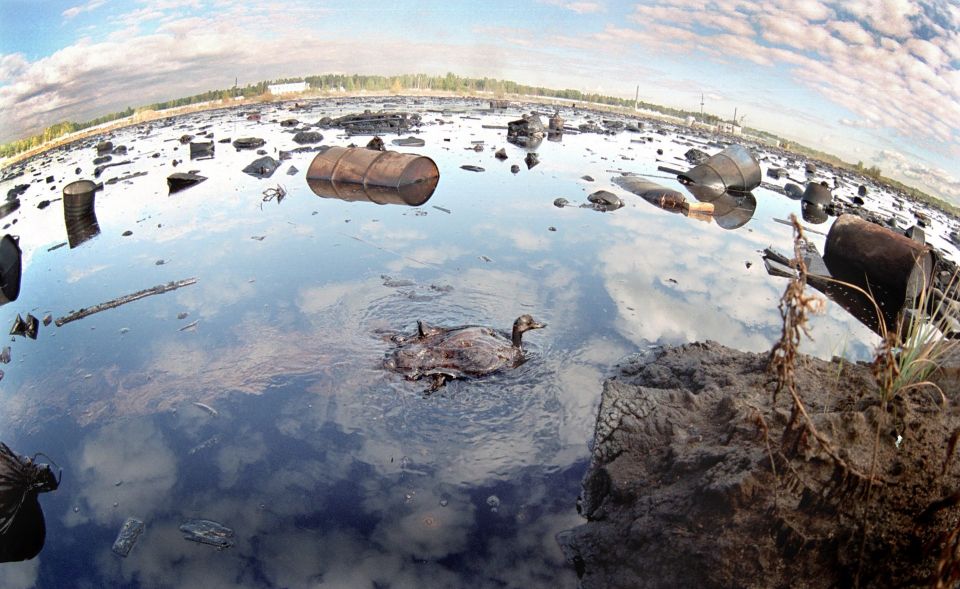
[0,95,958,588]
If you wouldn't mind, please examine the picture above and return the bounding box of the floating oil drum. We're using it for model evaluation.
[0,235,22,305]
[802,182,832,207]
[549,113,564,132]
[612,176,686,209]
[62,180,97,221]
[801,200,829,225]
[306,146,439,207]
[62,180,100,248]
[678,145,760,198]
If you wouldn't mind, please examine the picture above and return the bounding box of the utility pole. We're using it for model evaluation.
[634,85,639,110]
[700,92,704,120]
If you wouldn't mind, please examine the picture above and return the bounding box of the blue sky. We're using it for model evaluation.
[1,0,959,202]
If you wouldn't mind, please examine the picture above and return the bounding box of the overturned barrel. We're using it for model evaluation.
[823,214,933,332]
[613,175,686,210]
[678,144,760,199]
[307,146,439,207]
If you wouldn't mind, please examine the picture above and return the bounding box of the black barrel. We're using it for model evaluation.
[0,235,22,305]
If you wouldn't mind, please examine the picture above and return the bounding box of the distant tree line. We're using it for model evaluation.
[1,72,727,158]
[0,72,952,213]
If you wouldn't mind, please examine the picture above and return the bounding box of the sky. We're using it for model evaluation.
[0,0,958,203]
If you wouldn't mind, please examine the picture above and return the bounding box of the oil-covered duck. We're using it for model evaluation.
[384,314,547,392]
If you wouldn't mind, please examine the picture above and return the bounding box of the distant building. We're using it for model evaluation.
[268,81,308,95]
[717,121,742,135]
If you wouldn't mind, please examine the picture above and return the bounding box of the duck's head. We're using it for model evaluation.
[512,314,546,348]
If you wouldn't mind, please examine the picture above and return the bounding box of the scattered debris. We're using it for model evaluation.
[507,113,545,146]
[554,198,570,208]
[242,156,280,179]
[587,190,624,211]
[189,142,214,160]
[9,313,38,339]
[192,401,218,416]
[179,320,199,332]
[524,152,539,169]
[292,131,323,145]
[179,519,234,549]
[366,136,386,151]
[0,347,9,363]
[332,111,421,135]
[460,165,485,172]
[187,435,220,455]
[262,185,287,203]
[167,172,207,194]
[55,278,198,327]
[111,518,145,557]
[232,137,265,150]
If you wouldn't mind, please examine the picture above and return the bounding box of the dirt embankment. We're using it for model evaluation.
[559,340,960,589]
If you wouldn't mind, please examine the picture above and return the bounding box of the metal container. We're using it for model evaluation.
[613,176,686,209]
[0,235,22,305]
[824,214,933,333]
[801,183,832,206]
[63,180,97,221]
[306,146,439,207]
[678,145,760,198]
[801,200,828,225]
[712,193,757,230]
[307,178,437,206]
[548,112,564,132]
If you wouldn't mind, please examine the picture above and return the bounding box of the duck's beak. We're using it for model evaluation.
[531,321,547,330]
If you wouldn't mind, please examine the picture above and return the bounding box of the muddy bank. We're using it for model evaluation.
[559,340,960,588]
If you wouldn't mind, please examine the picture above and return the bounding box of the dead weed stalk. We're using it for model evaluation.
[768,215,868,479]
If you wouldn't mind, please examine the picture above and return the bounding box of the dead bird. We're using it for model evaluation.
[384,314,546,392]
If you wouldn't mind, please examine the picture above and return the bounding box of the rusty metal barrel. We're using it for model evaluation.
[0,235,22,305]
[802,182,832,206]
[823,214,933,330]
[549,113,564,132]
[306,146,439,206]
[63,180,100,248]
[613,176,686,208]
[63,180,97,220]
[678,145,760,198]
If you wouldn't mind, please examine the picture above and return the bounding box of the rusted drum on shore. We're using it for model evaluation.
[823,214,933,328]
[307,146,439,207]
[678,145,760,198]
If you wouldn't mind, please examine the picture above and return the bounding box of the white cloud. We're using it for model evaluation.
[62,0,108,20]
[540,0,604,14]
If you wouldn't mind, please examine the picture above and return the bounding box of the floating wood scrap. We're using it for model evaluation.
[772,217,827,236]
[55,278,198,327]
